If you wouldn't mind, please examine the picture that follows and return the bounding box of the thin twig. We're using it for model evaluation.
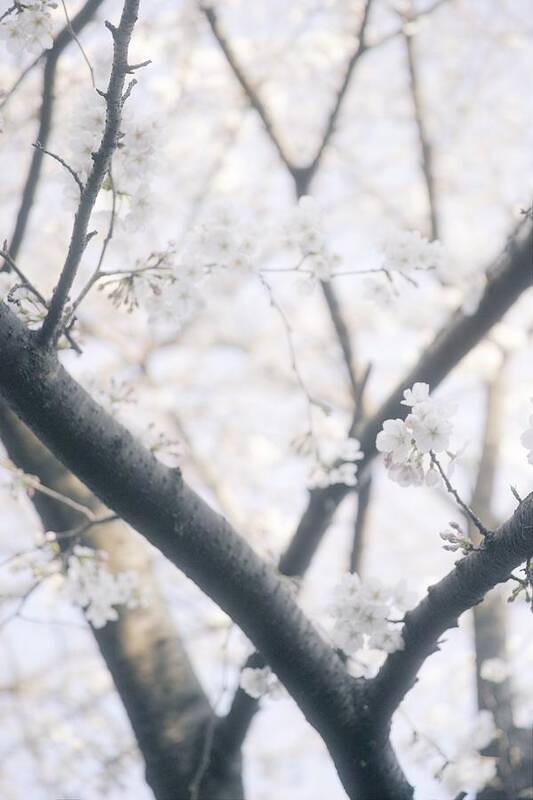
[431,453,492,537]
[189,625,234,800]
[0,247,47,305]
[258,272,326,460]
[0,581,42,630]
[67,168,117,322]
[369,0,452,51]
[402,12,439,240]
[60,0,96,87]
[32,141,84,193]
[303,0,375,188]
[201,4,295,174]
[0,54,42,112]
[0,2,21,24]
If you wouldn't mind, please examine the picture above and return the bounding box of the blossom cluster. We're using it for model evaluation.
[0,1,56,56]
[441,711,498,794]
[328,572,414,657]
[382,229,444,275]
[363,229,444,305]
[308,436,364,489]
[284,196,340,284]
[108,208,261,329]
[376,382,456,487]
[142,208,259,328]
[409,709,498,795]
[184,207,259,275]
[65,89,160,223]
[239,665,285,700]
[64,545,140,628]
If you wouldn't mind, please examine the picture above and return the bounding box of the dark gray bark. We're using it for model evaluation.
[0,299,370,798]
[369,492,533,725]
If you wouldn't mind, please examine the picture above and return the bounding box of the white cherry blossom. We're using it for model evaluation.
[377,384,457,486]
[239,666,271,698]
[401,382,430,407]
[388,460,425,487]
[239,665,284,699]
[64,546,140,629]
[376,418,412,464]
[407,408,453,453]
[381,229,444,275]
[328,573,409,658]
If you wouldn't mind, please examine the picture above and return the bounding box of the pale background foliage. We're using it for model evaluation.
[0,1,532,798]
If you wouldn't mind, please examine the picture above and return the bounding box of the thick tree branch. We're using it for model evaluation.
[214,223,532,763]
[369,492,533,724]
[0,299,375,799]
[2,228,530,800]
[0,405,242,800]
[39,0,140,347]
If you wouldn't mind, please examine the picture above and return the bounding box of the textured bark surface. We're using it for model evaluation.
[2,294,532,798]
[0,301,367,798]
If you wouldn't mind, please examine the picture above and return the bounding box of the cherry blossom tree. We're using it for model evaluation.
[0,1,532,799]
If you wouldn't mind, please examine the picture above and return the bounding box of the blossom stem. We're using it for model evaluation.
[430,452,492,537]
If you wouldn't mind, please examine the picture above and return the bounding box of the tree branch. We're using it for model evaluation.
[39,0,141,347]
[0,405,241,800]
[302,0,374,190]
[202,1,371,421]
[349,472,372,574]
[201,4,296,175]
[403,22,439,240]
[321,279,359,402]
[4,0,105,265]
[0,53,42,113]
[280,221,533,576]
[213,221,533,773]
[0,298,375,799]
[369,492,533,724]
[2,225,530,799]
[216,220,532,772]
